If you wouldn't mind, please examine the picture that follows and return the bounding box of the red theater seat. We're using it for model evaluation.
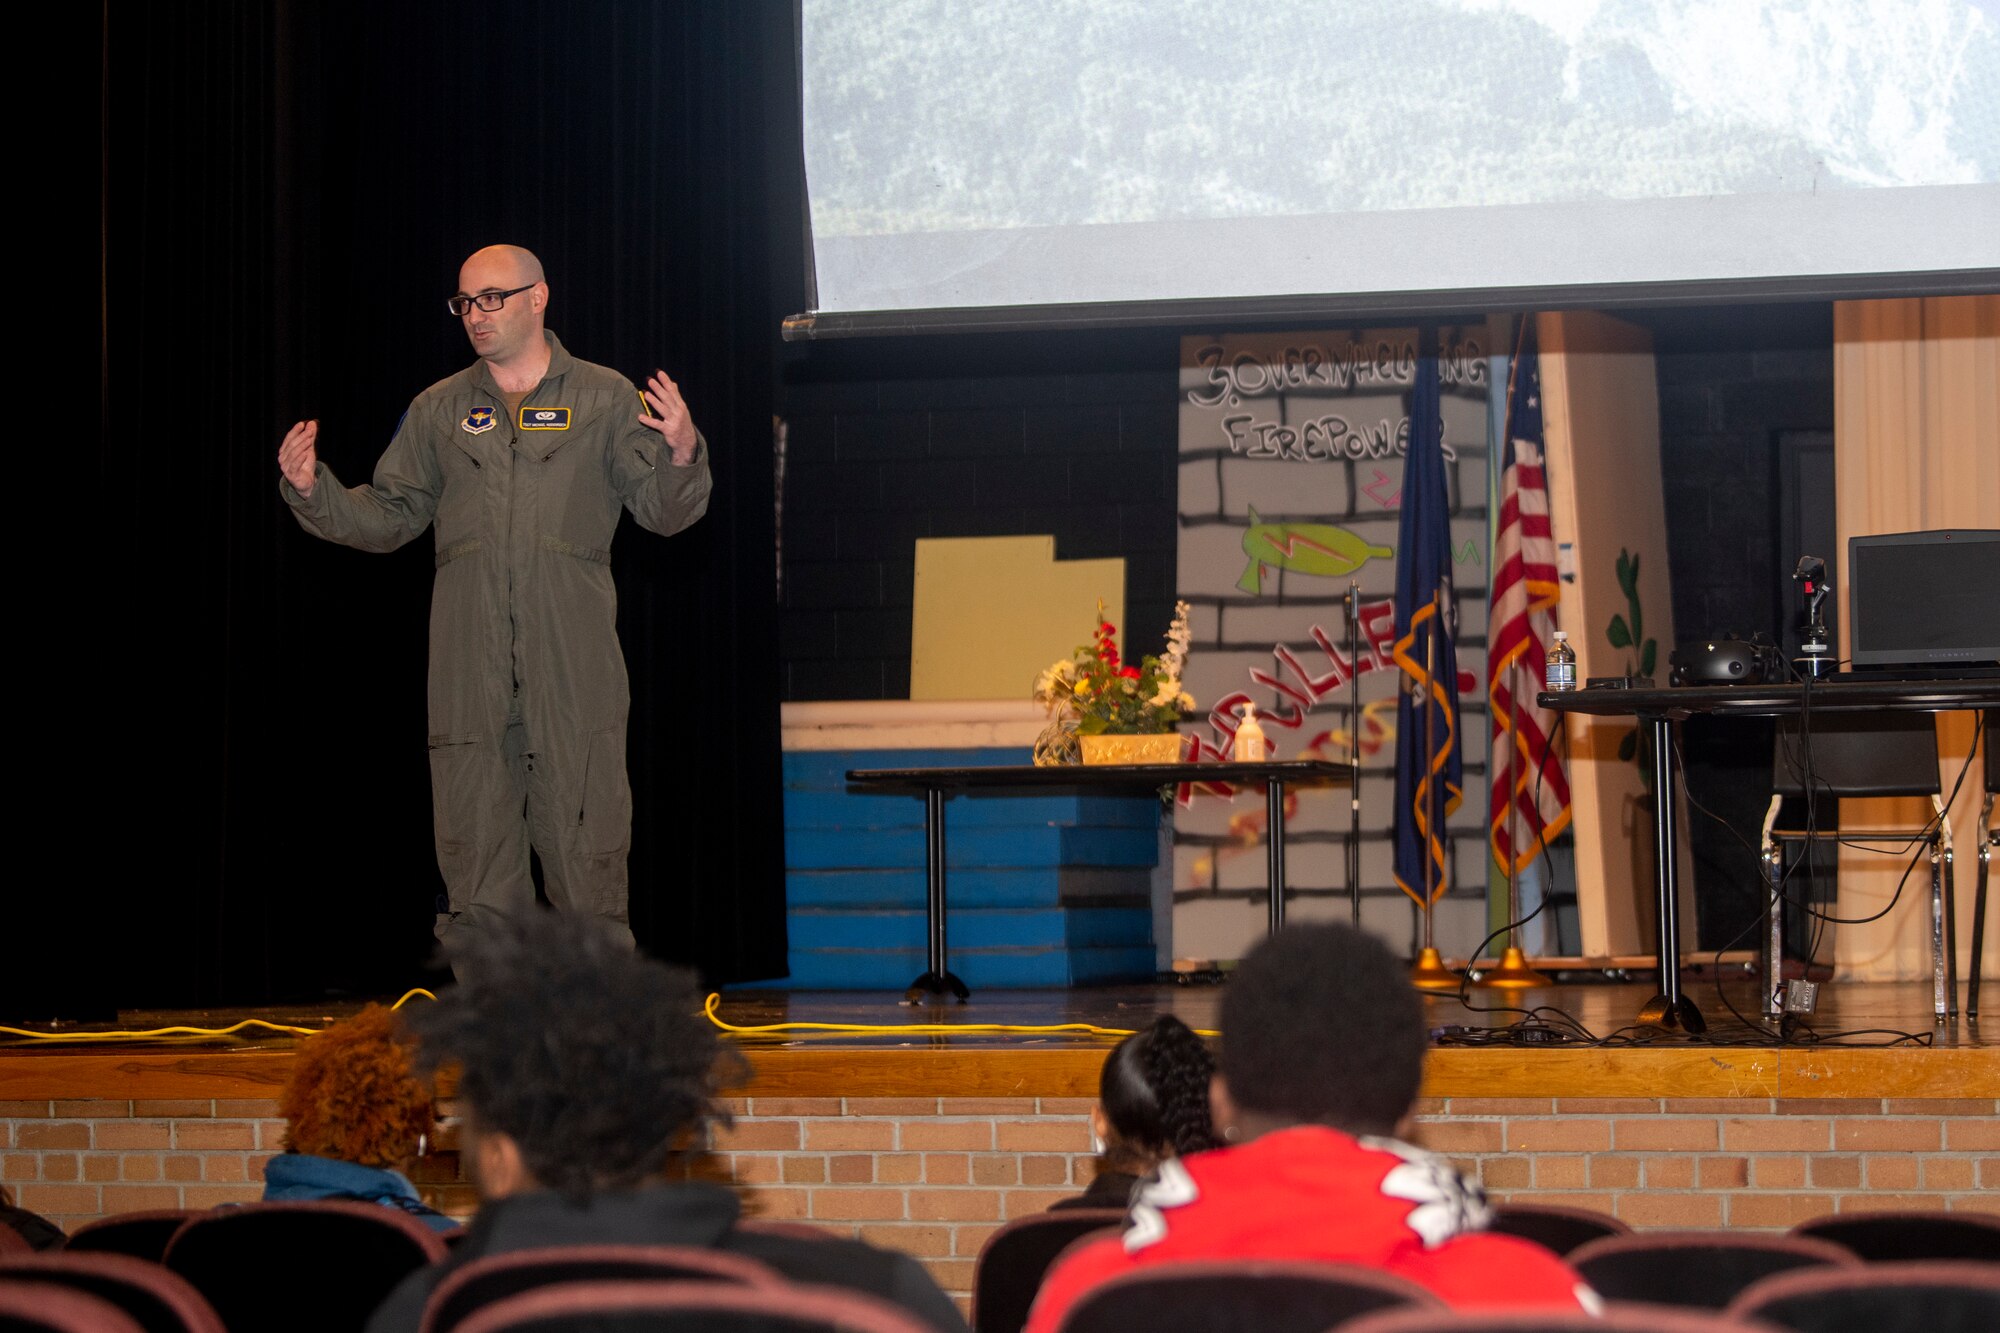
[1342,1306,1783,1333]
[63,1210,205,1264]
[0,1280,146,1333]
[1789,1210,2000,1264]
[421,1244,786,1333]
[1054,1259,1443,1333]
[450,1278,944,1333]
[1483,1204,1630,1258]
[1568,1231,1857,1309]
[972,1209,1125,1333]
[163,1200,447,1333]
[1727,1260,2000,1333]
[0,1251,225,1333]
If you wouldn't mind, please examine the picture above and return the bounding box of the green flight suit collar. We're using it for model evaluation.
[470,330,574,398]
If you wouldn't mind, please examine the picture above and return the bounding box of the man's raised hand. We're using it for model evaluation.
[279,420,319,498]
[639,371,699,464]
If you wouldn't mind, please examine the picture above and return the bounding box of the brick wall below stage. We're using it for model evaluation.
[6,1094,1997,1308]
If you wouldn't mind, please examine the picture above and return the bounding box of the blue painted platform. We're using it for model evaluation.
[750,747,1160,989]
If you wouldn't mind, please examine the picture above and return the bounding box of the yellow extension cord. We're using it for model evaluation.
[700,992,1214,1039]
[0,988,1212,1045]
[0,990,439,1044]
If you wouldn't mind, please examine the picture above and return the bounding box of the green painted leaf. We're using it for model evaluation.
[1607,614,1633,649]
[1618,730,1637,762]
[1640,640,1658,677]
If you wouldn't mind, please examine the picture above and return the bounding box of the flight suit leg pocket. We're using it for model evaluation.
[574,726,632,860]
[427,733,487,901]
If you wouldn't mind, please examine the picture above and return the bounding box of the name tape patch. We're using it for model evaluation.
[461,406,497,435]
[520,406,571,430]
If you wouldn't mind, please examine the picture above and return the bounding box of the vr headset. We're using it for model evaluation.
[1669,636,1786,686]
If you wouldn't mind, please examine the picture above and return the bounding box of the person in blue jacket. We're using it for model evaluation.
[264,1004,457,1233]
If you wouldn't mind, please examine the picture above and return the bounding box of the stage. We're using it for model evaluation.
[5,980,1996,1302]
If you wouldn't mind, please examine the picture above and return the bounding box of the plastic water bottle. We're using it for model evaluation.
[1545,631,1577,692]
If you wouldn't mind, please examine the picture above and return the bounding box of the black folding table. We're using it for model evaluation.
[844,760,1352,1003]
[1540,677,1999,1032]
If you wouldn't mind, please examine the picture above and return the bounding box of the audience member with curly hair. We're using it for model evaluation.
[265,1003,455,1231]
[365,911,968,1333]
[1051,1014,1217,1211]
[1026,924,1596,1331]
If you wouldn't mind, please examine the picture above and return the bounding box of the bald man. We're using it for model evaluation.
[278,245,711,959]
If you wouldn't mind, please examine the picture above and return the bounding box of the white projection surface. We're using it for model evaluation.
[799,0,2000,325]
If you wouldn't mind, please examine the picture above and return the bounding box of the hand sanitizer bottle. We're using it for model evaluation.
[1233,702,1269,761]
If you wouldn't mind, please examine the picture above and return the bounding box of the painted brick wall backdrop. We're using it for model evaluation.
[8,1090,1995,1309]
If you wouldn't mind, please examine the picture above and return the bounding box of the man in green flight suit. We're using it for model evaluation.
[277,244,711,958]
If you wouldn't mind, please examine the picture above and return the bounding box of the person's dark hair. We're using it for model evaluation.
[405,911,737,1199]
[1219,923,1425,1137]
[1100,1015,1219,1161]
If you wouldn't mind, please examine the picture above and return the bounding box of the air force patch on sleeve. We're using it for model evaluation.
[520,406,571,430]
[462,406,497,435]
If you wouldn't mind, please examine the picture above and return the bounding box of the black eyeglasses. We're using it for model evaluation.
[447,283,536,316]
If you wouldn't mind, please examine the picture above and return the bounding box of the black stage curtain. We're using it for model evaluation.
[95,0,794,1004]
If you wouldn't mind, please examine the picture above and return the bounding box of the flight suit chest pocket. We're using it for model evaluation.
[439,430,492,534]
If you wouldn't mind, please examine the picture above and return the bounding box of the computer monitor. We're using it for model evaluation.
[1846,529,2000,670]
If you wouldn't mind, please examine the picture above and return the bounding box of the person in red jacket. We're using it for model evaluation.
[1026,924,1595,1331]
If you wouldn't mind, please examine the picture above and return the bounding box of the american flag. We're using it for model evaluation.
[1488,318,1571,875]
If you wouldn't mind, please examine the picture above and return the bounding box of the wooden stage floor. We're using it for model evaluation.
[4,978,1995,1104]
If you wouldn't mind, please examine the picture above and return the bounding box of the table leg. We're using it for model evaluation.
[1268,776,1287,935]
[905,786,969,1005]
[1636,715,1704,1033]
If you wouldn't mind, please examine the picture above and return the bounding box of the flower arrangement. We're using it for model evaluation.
[1034,601,1194,736]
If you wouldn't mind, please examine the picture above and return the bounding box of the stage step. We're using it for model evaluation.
[761,746,1161,989]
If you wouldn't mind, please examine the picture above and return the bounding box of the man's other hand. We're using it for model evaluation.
[279,420,319,498]
[639,372,699,464]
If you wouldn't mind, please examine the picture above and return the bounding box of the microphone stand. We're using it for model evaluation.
[1347,581,1362,930]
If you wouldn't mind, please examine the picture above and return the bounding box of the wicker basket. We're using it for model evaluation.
[1078,733,1184,766]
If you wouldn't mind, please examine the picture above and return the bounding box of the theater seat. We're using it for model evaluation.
[63,1210,205,1264]
[0,1280,146,1333]
[1483,1204,1629,1258]
[0,1251,225,1333]
[973,1208,1125,1333]
[1727,1260,2000,1333]
[1568,1232,1856,1309]
[163,1201,447,1333]
[1055,1259,1443,1333]
[1342,1306,1781,1333]
[422,1244,786,1333]
[448,1278,944,1332]
[1790,1211,2000,1263]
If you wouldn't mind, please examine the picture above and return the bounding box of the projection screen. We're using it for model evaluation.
[792,0,2000,336]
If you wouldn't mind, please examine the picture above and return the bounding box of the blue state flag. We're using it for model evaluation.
[1392,328,1465,911]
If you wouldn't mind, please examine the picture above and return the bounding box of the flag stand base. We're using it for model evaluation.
[1409,947,1460,992]
[1473,945,1552,990]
